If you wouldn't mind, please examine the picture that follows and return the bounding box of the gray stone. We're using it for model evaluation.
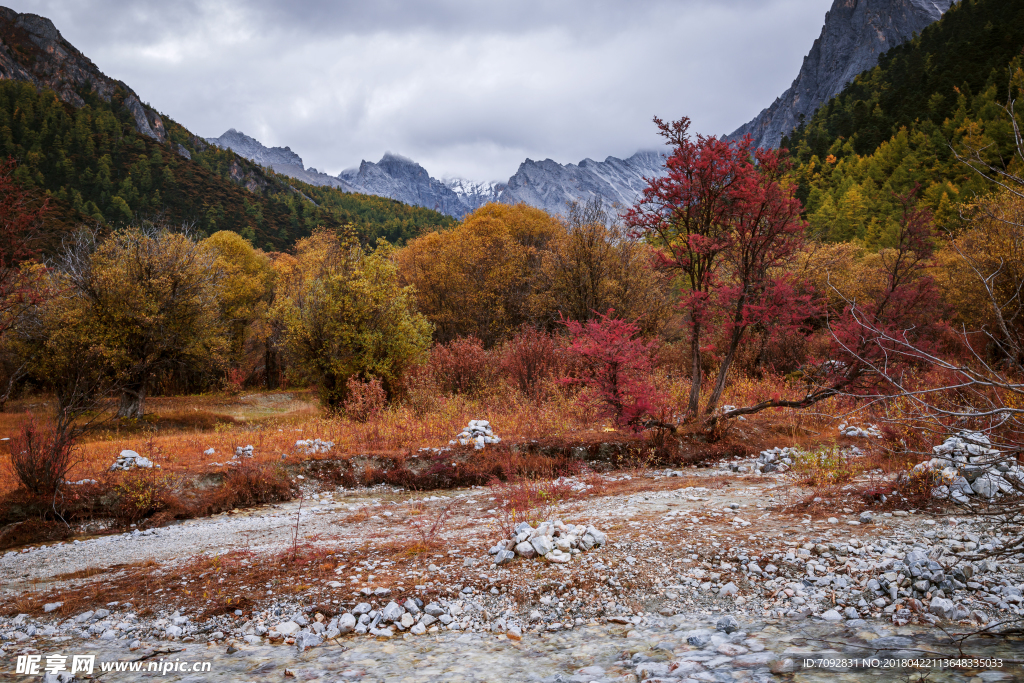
[274,620,300,636]
[685,629,712,647]
[531,535,555,556]
[718,582,739,597]
[381,601,404,622]
[336,613,356,634]
[424,603,445,617]
[930,597,955,620]
[495,548,516,565]
[821,609,842,622]
[352,603,371,615]
[585,526,608,546]
[716,615,739,633]
[515,541,537,558]
[295,632,322,652]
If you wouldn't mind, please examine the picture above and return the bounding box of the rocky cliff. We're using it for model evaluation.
[337,154,483,217]
[0,7,167,143]
[498,151,664,216]
[729,0,952,149]
[211,127,666,219]
[206,129,353,190]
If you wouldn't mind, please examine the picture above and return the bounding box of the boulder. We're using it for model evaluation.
[716,615,739,633]
[336,613,356,634]
[274,621,300,636]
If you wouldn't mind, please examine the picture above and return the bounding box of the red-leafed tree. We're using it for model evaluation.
[561,311,661,430]
[724,187,945,419]
[625,117,752,415]
[626,117,813,417]
[704,147,813,413]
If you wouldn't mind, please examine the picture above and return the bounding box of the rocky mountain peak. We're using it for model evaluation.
[206,128,351,190]
[0,6,167,142]
[728,0,953,149]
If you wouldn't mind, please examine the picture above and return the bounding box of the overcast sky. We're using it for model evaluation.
[12,0,832,182]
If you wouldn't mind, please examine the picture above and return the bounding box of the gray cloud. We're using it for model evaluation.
[10,0,832,181]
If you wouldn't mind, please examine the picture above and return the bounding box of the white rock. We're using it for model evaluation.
[274,620,300,636]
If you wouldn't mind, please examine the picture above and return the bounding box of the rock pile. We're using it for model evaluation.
[839,423,882,438]
[488,521,607,565]
[295,438,333,455]
[110,449,153,471]
[234,445,254,459]
[450,420,501,450]
[913,431,1024,502]
[753,447,801,473]
[262,595,526,644]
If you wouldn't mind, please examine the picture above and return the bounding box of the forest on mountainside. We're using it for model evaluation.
[782,0,1024,247]
[0,80,453,251]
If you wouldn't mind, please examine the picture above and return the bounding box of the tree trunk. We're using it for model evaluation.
[117,383,147,419]
[0,363,25,413]
[706,295,749,415]
[705,330,742,415]
[265,342,280,390]
[687,321,702,416]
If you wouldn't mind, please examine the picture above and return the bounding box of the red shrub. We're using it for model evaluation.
[499,327,564,399]
[562,311,663,430]
[428,336,494,396]
[10,419,79,495]
[343,376,387,422]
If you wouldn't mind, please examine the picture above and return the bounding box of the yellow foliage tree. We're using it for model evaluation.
[203,231,276,377]
[534,199,673,334]
[396,202,560,346]
[276,230,431,409]
[48,226,229,418]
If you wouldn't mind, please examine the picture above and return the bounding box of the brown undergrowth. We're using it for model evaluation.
[0,461,295,551]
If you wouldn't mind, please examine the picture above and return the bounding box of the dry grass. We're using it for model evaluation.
[0,370,858,499]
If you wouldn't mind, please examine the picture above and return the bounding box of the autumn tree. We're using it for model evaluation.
[396,203,561,346]
[627,117,810,416]
[704,148,812,413]
[53,224,229,418]
[724,188,943,419]
[204,230,276,382]
[276,230,431,410]
[562,311,661,429]
[536,198,673,335]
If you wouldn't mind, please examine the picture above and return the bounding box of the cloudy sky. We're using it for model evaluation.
[13,0,832,182]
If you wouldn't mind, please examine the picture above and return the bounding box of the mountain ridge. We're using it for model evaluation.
[207,129,666,218]
[729,0,953,150]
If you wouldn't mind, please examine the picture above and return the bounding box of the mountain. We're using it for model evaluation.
[498,151,664,216]
[783,0,1024,245]
[205,128,352,190]
[0,7,453,248]
[338,153,482,218]
[442,177,504,211]
[210,127,665,218]
[0,7,169,145]
[729,0,952,150]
